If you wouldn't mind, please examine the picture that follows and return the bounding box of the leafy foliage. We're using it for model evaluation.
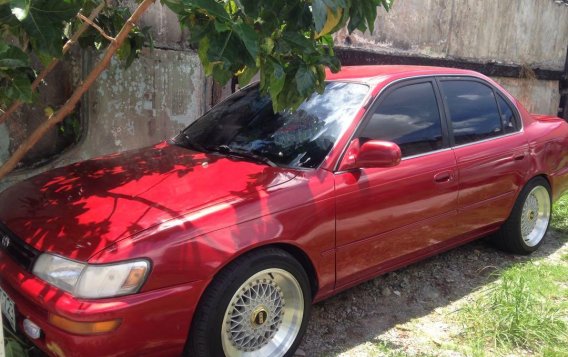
[0,0,393,115]
[0,0,151,109]
[162,0,393,111]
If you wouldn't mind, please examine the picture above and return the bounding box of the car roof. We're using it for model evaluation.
[325,65,482,83]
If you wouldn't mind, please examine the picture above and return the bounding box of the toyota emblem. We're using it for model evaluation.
[1,235,9,249]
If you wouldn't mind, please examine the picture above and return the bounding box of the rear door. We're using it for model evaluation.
[335,79,460,287]
[438,78,529,234]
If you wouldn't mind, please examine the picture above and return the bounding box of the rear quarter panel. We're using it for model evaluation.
[521,108,568,201]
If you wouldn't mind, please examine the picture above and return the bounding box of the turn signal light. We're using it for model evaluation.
[48,314,121,335]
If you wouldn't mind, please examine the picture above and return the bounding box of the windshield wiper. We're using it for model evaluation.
[208,145,277,167]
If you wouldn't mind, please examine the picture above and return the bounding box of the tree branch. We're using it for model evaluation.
[0,1,106,125]
[0,0,156,181]
[77,13,115,42]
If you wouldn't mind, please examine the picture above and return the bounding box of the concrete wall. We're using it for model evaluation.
[335,0,568,114]
[338,0,568,69]
[493,77,561,115]
[0,47,208,190]
[76,48,206,162]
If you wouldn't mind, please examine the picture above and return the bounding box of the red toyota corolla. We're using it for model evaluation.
[1,66,567,357]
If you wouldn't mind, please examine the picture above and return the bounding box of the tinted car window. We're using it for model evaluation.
[441,80,502,145]
[361,82,444,157]
[497,94,518,134]
[176,82,369,168]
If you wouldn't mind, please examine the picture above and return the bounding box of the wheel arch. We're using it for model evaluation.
[218,242,320,300]
[195,241,320,309]
[516,173,551,200]
[526,173,552,193]
[270,243,319,299]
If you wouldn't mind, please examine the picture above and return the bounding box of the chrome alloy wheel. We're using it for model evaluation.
[520,186,551,247]
[221,268,304,357]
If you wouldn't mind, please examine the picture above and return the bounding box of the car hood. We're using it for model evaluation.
[0,142,297,261]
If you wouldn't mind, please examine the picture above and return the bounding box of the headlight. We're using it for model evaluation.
[33,254,150,299]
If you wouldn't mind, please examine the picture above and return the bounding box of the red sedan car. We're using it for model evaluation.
[1,66,567,357]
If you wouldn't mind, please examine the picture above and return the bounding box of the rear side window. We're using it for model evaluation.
[440,80,502,146]
[360,82,444,157]
[496,94,518,134]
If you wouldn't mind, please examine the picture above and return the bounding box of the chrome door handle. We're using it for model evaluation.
[434,171,453,183]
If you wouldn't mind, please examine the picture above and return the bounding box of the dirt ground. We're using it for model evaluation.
[296,230,568,357]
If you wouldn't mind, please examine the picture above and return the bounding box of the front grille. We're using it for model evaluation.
[0,222,39,271]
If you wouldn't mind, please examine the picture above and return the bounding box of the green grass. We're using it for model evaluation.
[551,194,568,234]
[457,193,568,356]
[459,262,568,356]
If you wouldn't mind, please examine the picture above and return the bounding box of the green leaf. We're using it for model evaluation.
[10,0,29,21]
[161,0,185,14]
[239,0,260,17]
[214,20,230,32]
[19,0,82,57]
[295,64,315,97]
[282,32,314,52]
[233,21,259,58]
[268,60,285,99]
[312,0,327,32]
[197,36,212,74]
[231,0,245,13]
[5,72,33,103]
[0,42,29,69]
[237,65,257,86]
[117,39,131,62]
[322,0,347,9]
[190,0,229,21]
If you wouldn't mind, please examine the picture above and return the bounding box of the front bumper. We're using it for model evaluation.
[0,250,206,357]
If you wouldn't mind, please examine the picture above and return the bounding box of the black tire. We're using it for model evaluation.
[492,177,552,254]
[185,247,311,357]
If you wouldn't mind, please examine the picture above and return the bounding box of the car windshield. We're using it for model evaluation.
[174,82,369,168]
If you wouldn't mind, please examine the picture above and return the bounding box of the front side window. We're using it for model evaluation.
[175,82,369,168]
[360,81,444,157]
[440,80,503,145]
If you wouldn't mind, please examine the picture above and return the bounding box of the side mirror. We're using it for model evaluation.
[339,139,402,171]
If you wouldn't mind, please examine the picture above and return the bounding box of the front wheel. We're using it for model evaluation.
[494,177,552,254]
[186,248,311,357]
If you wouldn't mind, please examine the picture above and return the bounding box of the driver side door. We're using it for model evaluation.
[334,78,460,288]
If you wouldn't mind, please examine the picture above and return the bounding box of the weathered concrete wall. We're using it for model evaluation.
[338,0,568,70]
[76,48,206,161]
[0,47,208,191]
[493,78,561,115]
[335,0,568,115]
[132,1,189,50]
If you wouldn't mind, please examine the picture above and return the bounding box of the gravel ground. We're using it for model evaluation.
[296,230,568,357]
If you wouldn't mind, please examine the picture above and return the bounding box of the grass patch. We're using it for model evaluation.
[551,194,568,234]
[459,261,568,355]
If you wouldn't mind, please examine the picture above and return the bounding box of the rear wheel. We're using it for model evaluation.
[186,248,311,357]
[494,177,552,254]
